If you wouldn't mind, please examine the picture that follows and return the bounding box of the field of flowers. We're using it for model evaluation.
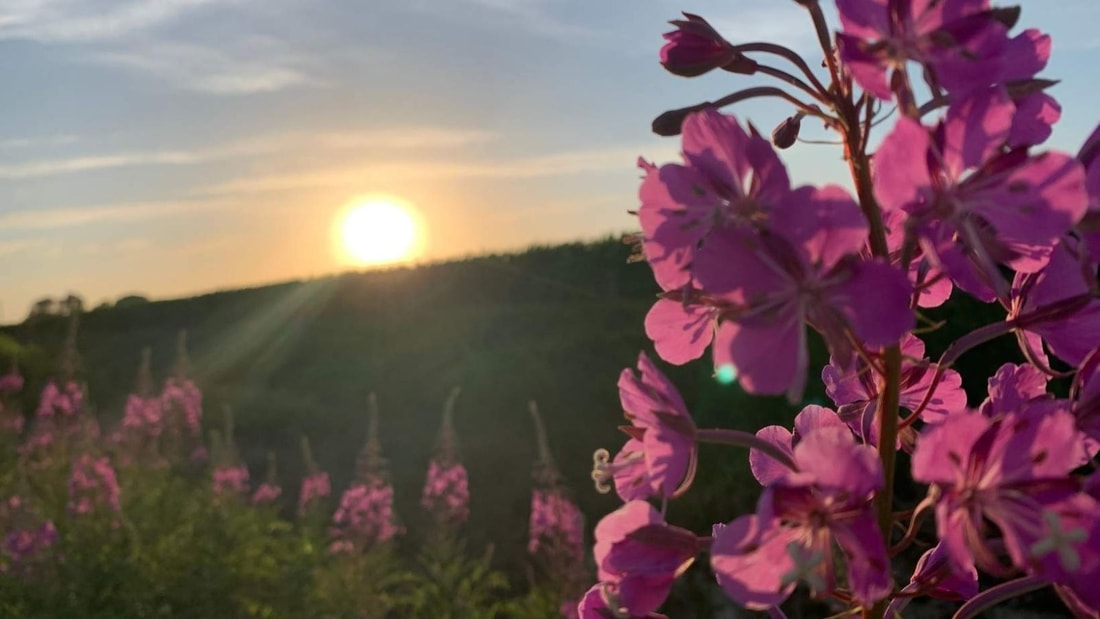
[0,325,589,618]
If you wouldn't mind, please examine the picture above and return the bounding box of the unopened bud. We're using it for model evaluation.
[990,6,1021,29]
[771,113,804,149]
[661,13,740,78]
[652,103,707,137]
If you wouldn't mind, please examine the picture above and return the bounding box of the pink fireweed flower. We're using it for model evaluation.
[576,583,669,619]
[68,454,121,516]
[0,373,23,395]
[251,483,282,505]
[36,381,83,419]
[636,108,795,293]
[659,13,753,78]
[1001,30,1060,148]
[528,488,584,560]
[329,481,402,551]
[122,394,164,438]
[712,426,891,609]
[885,541,980,617]
[835,0,1010,100]
[592,501,698,616]
[298,471,331,516]
[420,460,470,524]
[1077,121,1100,260]
[912,407,1087,577]
[823,333,967,440]
[212,466,249,496]
[874,89,1088,302]
[592,352,696,501]
[1025,491,1100,612]
[2,521,58,573]
[694,207,913,399]
[748,404,847,487]
[1005,237,1100,367]
[160,378,202,437]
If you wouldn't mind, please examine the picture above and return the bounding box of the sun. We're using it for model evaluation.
[338,198,421,266]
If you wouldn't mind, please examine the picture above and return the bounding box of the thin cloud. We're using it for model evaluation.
[0,127,494,180]
[203,142,680,195]
[0,199,231,231]
[85,38,313,95]
[0,0,222,43]
[0,134,79,149]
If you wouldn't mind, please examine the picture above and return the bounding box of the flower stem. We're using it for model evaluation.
[951,576,1048,619]
[695,428,798,471]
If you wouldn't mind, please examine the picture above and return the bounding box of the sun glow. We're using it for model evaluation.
[338,197,421,266]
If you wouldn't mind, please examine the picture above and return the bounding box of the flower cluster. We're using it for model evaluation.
[2,521,58,575]
[212,466,250,496]
[585,2,1100,617]
[68,454,121,516]
[528,488,584,560]
[251,483,282,505]
[328,480,403,553]
[0,370,24,435]
[122,395,164,439]
[160,378,202,438]
[420,460,470,524]
[299,471,331,516]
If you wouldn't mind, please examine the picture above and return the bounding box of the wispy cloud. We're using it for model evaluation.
[0,199,231,231]
[0,134,78,149]
[407,0,593,40]
[85,37,314,95]
[204,142,679,194]
[0,127,494,180]
[0,0,222,43]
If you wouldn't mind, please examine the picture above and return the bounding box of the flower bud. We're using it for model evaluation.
[660,13,747,78]
[652,103,707,137]
[771,113,804,149]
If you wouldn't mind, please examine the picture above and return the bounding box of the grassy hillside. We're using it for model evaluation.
[0,236,1014,577]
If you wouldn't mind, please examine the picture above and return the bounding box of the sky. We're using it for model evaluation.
[1,0,1099,323]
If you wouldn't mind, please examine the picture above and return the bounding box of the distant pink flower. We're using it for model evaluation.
[593,352,696,501]
[160,378,202,437]
[298,471,331,516]
[420,460,469,523]
[2,521,58,574]
[212,466,249,496]
[659,13,749,78]
[36,381,83,418]
[528,488,584,560]
[822,333,967,441]
[712,426,891,608]
[68,454,121,516]
[593,501,698,616]
[251,483,282,505]
[835,0,1010,100]
[0,373,23,395]
[873,89,1088,301]
[329,480,402,551]
[122,394,164,438]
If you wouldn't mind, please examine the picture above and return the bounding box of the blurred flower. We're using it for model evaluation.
[68,454,121,516]
[212,466,250,496]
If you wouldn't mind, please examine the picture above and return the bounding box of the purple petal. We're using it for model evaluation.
[749,426,793,486]
[645,298,715,366]
[791,426,882,498]
[832,508,893,605]
[713,309,804,397]
[873,117,932,212]
[1009,92,1061,149]
[826,259,915,347]
[771,184,867,269]
[942,88,1014,178]
[836,33,892,100]
[710,515,797,610]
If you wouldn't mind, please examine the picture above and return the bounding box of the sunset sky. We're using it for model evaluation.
[1,0,1098,322]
